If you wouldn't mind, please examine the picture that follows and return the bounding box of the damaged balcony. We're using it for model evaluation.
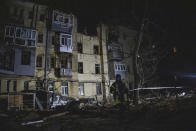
[55,54,72,77]
[108,42,124,60]
[4,25,37,47]
[51,10,74,34]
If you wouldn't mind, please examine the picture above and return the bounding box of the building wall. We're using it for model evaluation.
[0,1,110,102]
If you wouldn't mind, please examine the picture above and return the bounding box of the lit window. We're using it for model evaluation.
[96,83,102,95]
[78,83,84,96]
[61,82,68,96]
[60,34,72,46]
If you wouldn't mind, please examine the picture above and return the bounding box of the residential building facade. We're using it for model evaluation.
[0,0,110,102]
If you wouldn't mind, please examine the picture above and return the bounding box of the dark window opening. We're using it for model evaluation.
[78,62,83,73]
[36,55,42,67]
[52,36,55,45]
[38,34,43,43]
[21,50,31,65]
[14,7,18,16]
[77,43,83,53]
[6,80,10,93]
[61,58,68,68]
[13,80,17,92]
[40,14,45,22]
[19,9,24,18]
[94,45,99,55]
[24,81,29,91]
[50,57,55,68]
[28,11,33,19]
[95,64,100,74]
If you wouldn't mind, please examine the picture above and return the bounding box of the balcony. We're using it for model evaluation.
[55,68,72,77]
[59,33,73,53]
[4,25,37,47]
[51,10,74,34]
[108,43,123,60]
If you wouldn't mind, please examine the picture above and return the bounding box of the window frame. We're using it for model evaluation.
[38,33,43,43]
[78,83,85,96]
[23,81,29,91]
[96,83,102,95]
[21,50,31,65]
[94,45,99,55]
[61,82,68,96]
[77,42,83,53]
[13,80,17,92]
[78,62,83,73]
[95,64,100,74]
[36,55,43,68]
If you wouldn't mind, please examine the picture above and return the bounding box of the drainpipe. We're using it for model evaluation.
[44,8,49,92]
[99,24,106,103]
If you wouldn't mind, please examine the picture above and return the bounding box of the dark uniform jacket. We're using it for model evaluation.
[110,81,128,104]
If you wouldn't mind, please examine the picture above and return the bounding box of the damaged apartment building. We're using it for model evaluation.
[0,0,110,109]
[0,0,138,110]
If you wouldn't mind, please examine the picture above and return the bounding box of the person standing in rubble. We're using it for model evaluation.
[110,74,128,114]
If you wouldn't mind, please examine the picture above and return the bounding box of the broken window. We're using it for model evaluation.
[94,45,99,55]
[78,62,83,73]
[77,42,83,53]
[61,82,68,96]
[95,64,100,74]
[96,83,102,95]
[21,50,31,65]
[36,55,42,67]
[13,80,17,92]
[53,11,70,24]
[39,14,45,22]
[48,81,54,92]
[50,57,55,68]
[5,26,15,37]
[78,83,84,96]
[24,81,29,91]
[61,57,68,68]
[38,34,43,43]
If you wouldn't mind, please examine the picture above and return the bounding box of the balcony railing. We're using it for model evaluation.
[60,68,72,77]
[4,25,37,47]
[51,10,74,34]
